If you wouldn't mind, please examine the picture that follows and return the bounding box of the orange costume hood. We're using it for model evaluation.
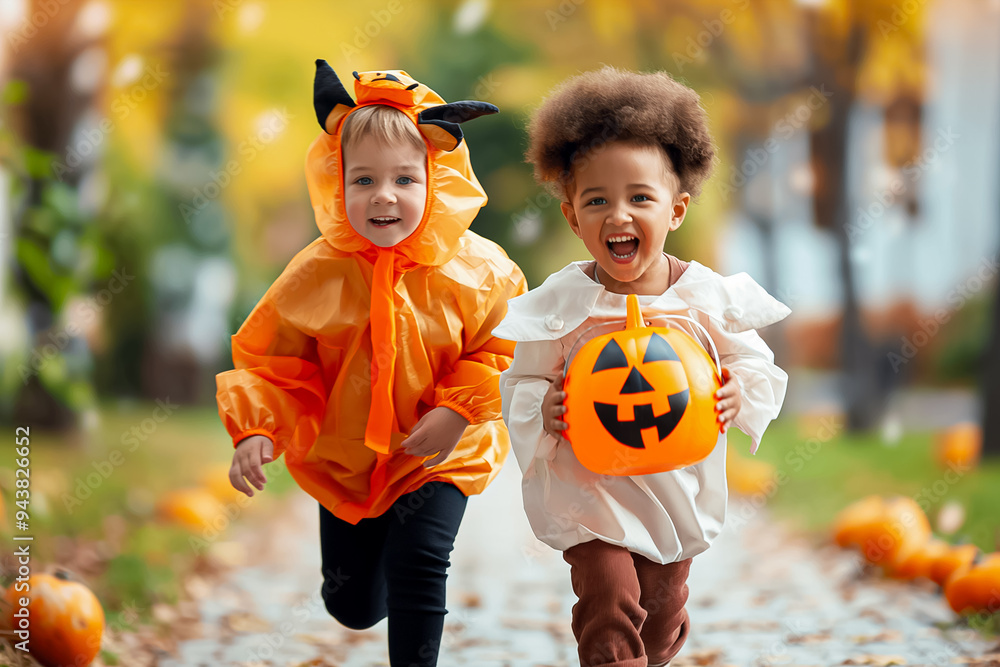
[305,61,499,456]
[216,62,525,524]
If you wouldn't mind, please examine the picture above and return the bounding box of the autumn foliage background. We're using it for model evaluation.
[1,0,1000,648]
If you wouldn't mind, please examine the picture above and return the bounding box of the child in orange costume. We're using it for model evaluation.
[215,62,526,666]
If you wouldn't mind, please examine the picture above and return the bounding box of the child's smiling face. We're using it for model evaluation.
[343,134,428,248]
[561,141,690,294]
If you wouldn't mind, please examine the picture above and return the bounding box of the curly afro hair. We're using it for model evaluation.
[526,67,717,201]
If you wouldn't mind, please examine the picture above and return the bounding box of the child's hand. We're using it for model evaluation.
[542,373,569,443]
[401,407,470,468]
[714,367,743,434]
[230,434,274,497]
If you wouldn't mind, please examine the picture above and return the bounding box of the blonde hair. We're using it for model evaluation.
[341,104,426,154]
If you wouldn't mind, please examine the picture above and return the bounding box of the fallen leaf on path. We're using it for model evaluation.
[295,632,343,647]
[183,574,211,599]
[454,590,482,608]
[672,648,727,665]
[851,630,904,644]
[222,610,273,633]
[701,619,782,632]
[788,631,833,644]
[859,607,889,623]
[841,656,907,666]
[950,655,1000,665]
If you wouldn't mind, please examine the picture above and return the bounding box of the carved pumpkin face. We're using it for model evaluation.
[564,294,722,476]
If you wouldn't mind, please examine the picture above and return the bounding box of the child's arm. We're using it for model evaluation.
[230,435,273,497]
[714,328,788,453]
[499,338,566,475]
[402,272,528,466]
[216,278,328,484]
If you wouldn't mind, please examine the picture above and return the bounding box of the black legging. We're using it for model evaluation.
[319,481,468,667]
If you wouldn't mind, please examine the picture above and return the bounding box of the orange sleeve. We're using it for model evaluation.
[215,284,328,458]
[434,268,528,425]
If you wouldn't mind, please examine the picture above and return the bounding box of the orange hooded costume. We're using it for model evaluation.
[216,62,526,524]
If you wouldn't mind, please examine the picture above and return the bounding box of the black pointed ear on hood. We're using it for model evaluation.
[417,101,499,151]
[314,59,356,134]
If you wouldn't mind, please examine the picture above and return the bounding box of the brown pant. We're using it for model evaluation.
[563,539,691,667]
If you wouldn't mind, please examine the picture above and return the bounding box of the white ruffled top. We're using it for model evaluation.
[492,259,791,563]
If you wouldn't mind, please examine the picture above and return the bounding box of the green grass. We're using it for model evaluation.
[729,418,1000,552]
[0,402,299,617]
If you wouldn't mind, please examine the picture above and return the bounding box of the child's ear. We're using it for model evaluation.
[668,192,691,231]
[560,201,583,239]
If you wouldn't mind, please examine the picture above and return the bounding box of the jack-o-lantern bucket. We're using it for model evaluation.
[564,294,723,476]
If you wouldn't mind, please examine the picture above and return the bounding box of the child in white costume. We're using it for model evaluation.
[493,68,790,667]
[495,257,789,559]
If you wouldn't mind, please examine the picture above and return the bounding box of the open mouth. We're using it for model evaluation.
[370,216,401,228]
[605,234,639,261]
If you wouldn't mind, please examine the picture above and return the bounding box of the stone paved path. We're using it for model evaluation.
[163,461,996,667]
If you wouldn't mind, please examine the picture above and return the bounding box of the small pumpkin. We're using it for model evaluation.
[199,462,245,504]
[157,488,226,532]
[832,496,931,569]
[944,552,1000,615]
[934,422,981,470]
[859,496,932,569]
[832,495,887,549]
[890,538,949,581]
[564,294,722,476]
[726,451,776,496]
[3,570,104,666]
[929,543,980,587]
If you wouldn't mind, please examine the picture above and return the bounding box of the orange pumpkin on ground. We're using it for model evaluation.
[944,552,1000,615]
[726,452,776,496]
[564,294,722,476]
[858,497,932,570]
[832,496,931,570]
[934,423,981,470]
[930,543,980,587]
[156,488,226,532]
[890,539,949,581]
[833,495,886,549]
[198,462,246,504]
[3,571,104,666]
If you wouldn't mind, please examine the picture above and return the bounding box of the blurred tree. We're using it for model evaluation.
[400,4,537,276]
[137,2,234,404]
[4,0,112,430]
[803,0,926,430]
[981,71,1000,458]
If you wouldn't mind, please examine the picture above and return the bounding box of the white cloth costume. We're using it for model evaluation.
[493,260,790,564]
